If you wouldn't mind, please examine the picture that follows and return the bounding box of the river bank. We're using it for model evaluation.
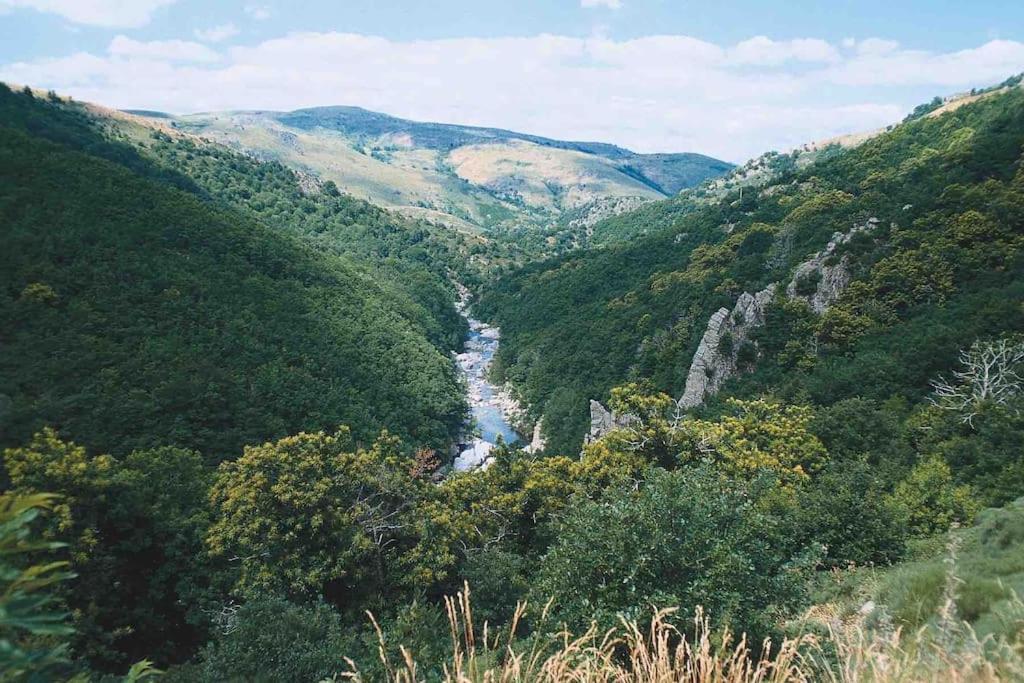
[451,291,537,470]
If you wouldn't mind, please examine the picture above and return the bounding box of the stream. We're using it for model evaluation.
[452,299,522,471]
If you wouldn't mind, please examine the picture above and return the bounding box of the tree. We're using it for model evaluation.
[530,467,816,639]
[797,461,907,567]
[0,493,76,682]
[677,399,827,484]
[930,338,1024,426]
[404,446,576,591]
[195,597,349,682]
[889,454,979,536]
[3,430,216,669]
[207,428,421,606]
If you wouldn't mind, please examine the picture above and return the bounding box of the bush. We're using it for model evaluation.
[890,454,979,536]
[793,269,822,296]
[459,548,530,628]
[530,467,815,639]
[195,598,349,682]
[798,461,908,567]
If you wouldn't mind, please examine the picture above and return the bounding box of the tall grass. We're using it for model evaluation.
[338,579,1024,683]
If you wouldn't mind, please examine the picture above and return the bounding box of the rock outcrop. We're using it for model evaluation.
[678,219,881,410]
[584,399,633,444]
[785,218,878,313]
[525,419,546,454]
[678,285,775,409]
[453,440,495,471]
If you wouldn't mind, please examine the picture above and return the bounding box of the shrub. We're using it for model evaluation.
[530,467,815,639]
[793,269,822,296]
[890,454,979,536]
[195,598,348,682]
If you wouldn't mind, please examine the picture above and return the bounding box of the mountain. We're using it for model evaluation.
[0,83,469,460]
[132,106,731,236]
[477,77,1024,454]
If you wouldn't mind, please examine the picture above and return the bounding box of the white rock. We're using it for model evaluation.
[525,419,546,453]
[453,440,495,471]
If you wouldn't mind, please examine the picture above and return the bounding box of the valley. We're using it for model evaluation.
[3,69,1024,682]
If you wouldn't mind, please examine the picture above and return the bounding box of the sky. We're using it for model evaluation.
[1,1,1023,161]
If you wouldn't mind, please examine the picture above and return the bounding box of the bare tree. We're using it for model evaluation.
[350,486,409,553]
[930,338,1024,425]
[209,601,241,635]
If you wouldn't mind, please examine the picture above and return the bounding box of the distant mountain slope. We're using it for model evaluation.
[274,105,729,194]
[0,84,467,460]
[477,79,1024,454]
[143,106,730,235]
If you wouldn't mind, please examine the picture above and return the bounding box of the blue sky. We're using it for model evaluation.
[2,0,1022,160]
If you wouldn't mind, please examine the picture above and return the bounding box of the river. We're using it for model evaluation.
[452,299,522,471]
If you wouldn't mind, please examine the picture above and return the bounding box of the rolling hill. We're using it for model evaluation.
[0,84,469,461]
[132,106,732,235]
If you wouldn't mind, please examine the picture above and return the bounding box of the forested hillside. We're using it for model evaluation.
[0,84,467,459]
[4,77,1024,683]
[478,81,1024,455]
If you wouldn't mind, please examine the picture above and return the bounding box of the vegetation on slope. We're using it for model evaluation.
[3,79,1024,683]
[0,84,466,459]
[169,106,732,242]
[478,82,1024,455]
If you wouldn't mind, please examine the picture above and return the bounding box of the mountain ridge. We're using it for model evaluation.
[126,104,732,238]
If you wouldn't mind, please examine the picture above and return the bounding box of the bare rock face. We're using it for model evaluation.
[678,284,775,409]
[525,419,546,454]
[584,399,633,444]
[678,219,881,409]
[786,218,879,313]
[294,169,323,195]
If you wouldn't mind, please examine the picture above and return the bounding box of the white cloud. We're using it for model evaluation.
[855,38,900,56]
[244,4,270,21]
[108,36,220,62]
[581,0,622,9]
[194,23,239,43]
[825,39,1024,87]
[2,32,1022,161]
[0,0,176,28]
[728,36,841,65]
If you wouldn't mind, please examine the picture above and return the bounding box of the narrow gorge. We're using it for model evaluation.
[452,289,541,470]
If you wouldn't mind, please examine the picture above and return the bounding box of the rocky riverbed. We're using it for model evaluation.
[451,295,529,471]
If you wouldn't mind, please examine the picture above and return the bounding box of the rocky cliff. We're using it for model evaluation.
[677,219,881,409]
[785,218,879,313]
[678,285,776,409]
[584,399,635,444]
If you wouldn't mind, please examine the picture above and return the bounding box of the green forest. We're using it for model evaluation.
[3,76,1024,682]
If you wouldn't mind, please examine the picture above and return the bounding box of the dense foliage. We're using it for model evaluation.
[0,84,466,459]
[478,84,1024,456]
[3,79,1024,681]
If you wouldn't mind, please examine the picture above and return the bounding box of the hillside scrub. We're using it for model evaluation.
[3,79,1024,682]
[477,84,1024,455]
[0,84,467,458]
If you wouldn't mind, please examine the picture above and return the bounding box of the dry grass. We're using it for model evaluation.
[338,581,1024,683]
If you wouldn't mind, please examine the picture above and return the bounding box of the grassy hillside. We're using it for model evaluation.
[163,106,730,241]
[477,81,1024,455]
[809,497,1024,645]
[0,84,466,460]
[274,104,731,196]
